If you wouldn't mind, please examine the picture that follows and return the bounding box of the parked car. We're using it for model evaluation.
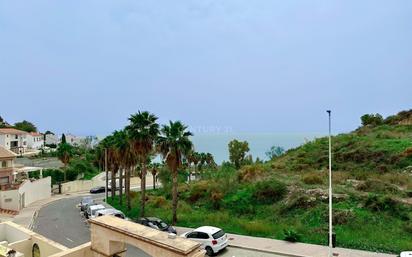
[79,196,94,212]
[89,186,108,194]
[95,208,126,219]
[135,217,176,234]
[86,204,106,219]
[181,226,228,256]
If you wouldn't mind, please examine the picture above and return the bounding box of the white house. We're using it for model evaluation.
[45,133,59,146]
[64,133,83,146]
[0,128,28,154]
[26,132,44,150]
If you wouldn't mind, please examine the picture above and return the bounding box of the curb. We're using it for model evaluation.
[229,243,310,257]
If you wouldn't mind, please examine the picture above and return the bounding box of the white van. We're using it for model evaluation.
[95,208,126,219]
[86,204,105,219]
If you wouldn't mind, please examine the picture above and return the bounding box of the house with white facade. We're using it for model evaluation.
[64,133,83,146]
[45,133,59,146]
[0,128,28,154]
[26,132,44,150]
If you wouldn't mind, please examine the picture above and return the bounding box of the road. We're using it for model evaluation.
[33,194,282,257]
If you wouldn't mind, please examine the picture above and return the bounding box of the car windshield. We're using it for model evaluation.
[158,221,168,229]
[212,230,225,239]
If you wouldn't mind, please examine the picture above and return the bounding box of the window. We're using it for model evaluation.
[32,243,40,257]
[15,135,18,139]
[198,232,209,239]
[1,161,6,168]
[212,230,225,239]
[0,176,9,185]
[187,232,198,239]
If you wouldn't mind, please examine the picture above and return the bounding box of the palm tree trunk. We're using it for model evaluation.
[172,169,178,225]
[119,167,123,206]
[111,166,116,200]
[152,173,156,190]
[140,163,147,217]
[126,167,131,211]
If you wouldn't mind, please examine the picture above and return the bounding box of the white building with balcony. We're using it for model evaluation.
[0,128,28,154]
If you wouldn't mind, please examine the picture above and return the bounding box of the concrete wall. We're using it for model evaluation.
[0,189,20,211]
[61,173,142,194]
[18,177,51,207]
[49,243,93,257]
[0,177,51,211]
[3,222,68,257]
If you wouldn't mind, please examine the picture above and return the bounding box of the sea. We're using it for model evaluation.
[190,132,324,164]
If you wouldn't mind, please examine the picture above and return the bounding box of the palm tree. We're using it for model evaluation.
[157,121,193,224]
[149,163,160,190]
[126,111,160,217]
[113,130,131,206]
[56,142,74,182]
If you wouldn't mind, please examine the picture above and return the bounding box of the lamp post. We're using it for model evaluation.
[327,110,333,257]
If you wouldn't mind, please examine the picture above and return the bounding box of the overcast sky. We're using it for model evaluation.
[1,1,411,136]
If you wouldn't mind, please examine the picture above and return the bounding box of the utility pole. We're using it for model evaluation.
[327,110,333,257]
[105,148,108,202]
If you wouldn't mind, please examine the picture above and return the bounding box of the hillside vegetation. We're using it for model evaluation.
[110,110,412,254]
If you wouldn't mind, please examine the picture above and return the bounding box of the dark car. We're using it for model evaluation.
[136,217,176,234]
[89,186,109,194]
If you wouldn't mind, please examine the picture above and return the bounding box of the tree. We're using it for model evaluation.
[149,163,160,190]
[56,143,75,181]
[157,121,193,224]
[361,113,383,126]
[265,146,285,160]
[126,111,160,217]
[61,134,67,144]
[228,139,250,169]
[14,120,37,132]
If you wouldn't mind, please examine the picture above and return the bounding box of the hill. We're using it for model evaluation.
[109,109,412,254]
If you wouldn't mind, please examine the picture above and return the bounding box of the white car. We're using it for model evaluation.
[95,208,126,219]
[181,226,228,256]
[86,204,106,219]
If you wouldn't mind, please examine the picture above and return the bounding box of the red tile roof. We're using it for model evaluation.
[0,128,28,135]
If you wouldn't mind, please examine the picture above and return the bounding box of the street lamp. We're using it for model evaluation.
[327,110,333,257]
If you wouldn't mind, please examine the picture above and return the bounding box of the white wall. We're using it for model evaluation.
[0,177,51,211]
[0,189,20,211]
[18,177,51,207]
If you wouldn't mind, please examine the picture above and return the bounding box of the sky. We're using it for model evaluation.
[1,0,411,137]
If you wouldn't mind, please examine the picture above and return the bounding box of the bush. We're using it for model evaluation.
[404,223,412,234]
[356,179,401,194]
[364,194,410,220]
[238,164,267,182]
[223,187,255,215]
[283,229,301,242]
[252,178,287,204]
[148,196,168,208]
[302,173,324,185]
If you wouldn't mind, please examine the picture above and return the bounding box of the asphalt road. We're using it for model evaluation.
[33,194,282,257]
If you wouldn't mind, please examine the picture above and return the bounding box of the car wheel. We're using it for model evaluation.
[205,246,215,256]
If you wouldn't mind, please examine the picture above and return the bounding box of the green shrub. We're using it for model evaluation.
[364,194,410,220]
[356,179,401,194]
[283,229,301,242]
[252,178,287,204]
[404,223,412,234]
[238,164,267,182]
[223,187,255,215]
[302,173,324,185]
